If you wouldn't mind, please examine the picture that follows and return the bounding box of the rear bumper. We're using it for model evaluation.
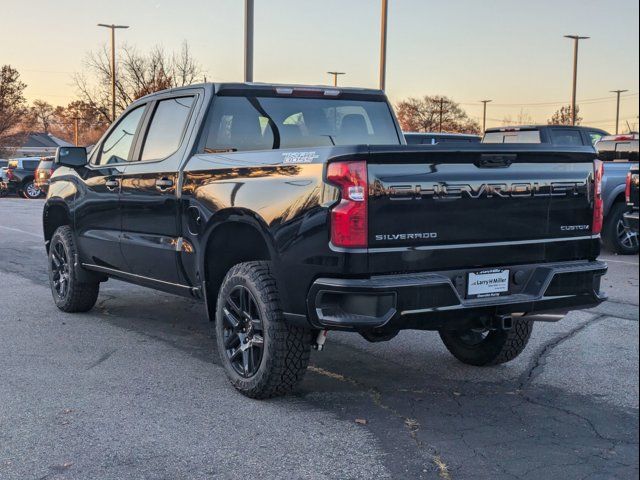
[623,209,639,233]
[305,260,607,331]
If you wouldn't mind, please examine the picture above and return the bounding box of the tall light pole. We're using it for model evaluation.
[244,0,254,82]
[327,71,346,87]
[610,89,628,134]
[379,0,389,90]
[564,35,589,126]
[98,24,129,123]
[480,99,492,132]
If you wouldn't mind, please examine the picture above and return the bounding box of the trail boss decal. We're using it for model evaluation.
[282,151,319,164]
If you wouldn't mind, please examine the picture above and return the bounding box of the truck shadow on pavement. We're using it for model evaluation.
[92,283,639,480]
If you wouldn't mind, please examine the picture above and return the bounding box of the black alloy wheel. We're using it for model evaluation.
[50,240,71,300]
[48,225,100,312]
[221,285,265,378]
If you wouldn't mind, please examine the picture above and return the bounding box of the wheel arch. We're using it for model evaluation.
[43,201,73,252]
[199,208,277,320]
[604,184,627,217]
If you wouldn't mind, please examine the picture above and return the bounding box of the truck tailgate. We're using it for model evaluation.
[366,146,598,272]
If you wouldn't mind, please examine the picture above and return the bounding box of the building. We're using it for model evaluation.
[3,132,73,158]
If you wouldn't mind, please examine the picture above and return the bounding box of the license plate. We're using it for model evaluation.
[467,269,510,298]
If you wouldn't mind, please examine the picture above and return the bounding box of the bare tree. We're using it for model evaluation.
[0,65,27,155]
[501,109,534,126]
[548,105,582,126]
[28,100,56,133]
[395,95,480,134]
[75,41,204,122]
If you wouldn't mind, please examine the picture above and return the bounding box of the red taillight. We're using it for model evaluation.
[626,171,633,203]
[592,160,604,235]
[327,161,368,248]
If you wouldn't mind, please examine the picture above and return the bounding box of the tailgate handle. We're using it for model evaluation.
[476,154,516,168]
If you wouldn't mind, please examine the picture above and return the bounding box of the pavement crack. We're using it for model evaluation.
[518,314,606,390]
[308,365,452,479]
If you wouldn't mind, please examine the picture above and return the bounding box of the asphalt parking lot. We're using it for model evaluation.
[0,197,638,480]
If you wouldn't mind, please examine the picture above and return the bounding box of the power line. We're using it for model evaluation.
[459,92,638,107]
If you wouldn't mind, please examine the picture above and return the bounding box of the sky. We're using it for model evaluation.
[2,0,639,132]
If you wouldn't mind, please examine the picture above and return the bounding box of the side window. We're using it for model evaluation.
[549,129,583,146]
[24,160,39,170]
[96,106,145,166]
[140,96,194,161]
[203,97,274,152]
[589,131,604,146]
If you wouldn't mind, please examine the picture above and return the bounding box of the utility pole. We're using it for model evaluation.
[564,35,589,126]
[610,89,628,134]
[327,71,346,87]
[98,23,129,123]
[379,0,389,90]
[480,99,492,132]
[439,98,445,132]
[244,0,254,82]
[72,117,80,146]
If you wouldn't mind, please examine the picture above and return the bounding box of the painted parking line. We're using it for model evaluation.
[0,225,42,239]
[602,257,639,266]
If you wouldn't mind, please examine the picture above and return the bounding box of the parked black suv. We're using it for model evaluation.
[44,83,607,398]
[2,157,43,199]
[483,125,608,146]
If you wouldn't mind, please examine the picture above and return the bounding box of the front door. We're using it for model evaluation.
[120,95,197,286]
[75,104,147,271]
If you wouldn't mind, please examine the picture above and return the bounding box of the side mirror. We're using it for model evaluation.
[55,146,88,167]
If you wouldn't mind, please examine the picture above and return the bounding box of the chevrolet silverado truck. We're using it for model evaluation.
[484,126,639,254]
[595,133,639,254]
[44,83,607,398]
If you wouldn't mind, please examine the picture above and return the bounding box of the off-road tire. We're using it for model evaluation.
[49,226,100,312]
[215,261,312,398]
[439,319,534,366]
[603,202,639,255]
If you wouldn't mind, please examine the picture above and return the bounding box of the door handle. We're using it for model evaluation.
[155,178,174,191]
[105,179,120,191]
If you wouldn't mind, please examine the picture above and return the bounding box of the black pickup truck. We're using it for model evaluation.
[44,83,607,398]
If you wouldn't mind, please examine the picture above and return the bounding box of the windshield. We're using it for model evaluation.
[202,95,400,152]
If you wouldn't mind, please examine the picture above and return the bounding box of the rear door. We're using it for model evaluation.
[366,146,596,273]
[119,93,199,285]
[75,104,147,270]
